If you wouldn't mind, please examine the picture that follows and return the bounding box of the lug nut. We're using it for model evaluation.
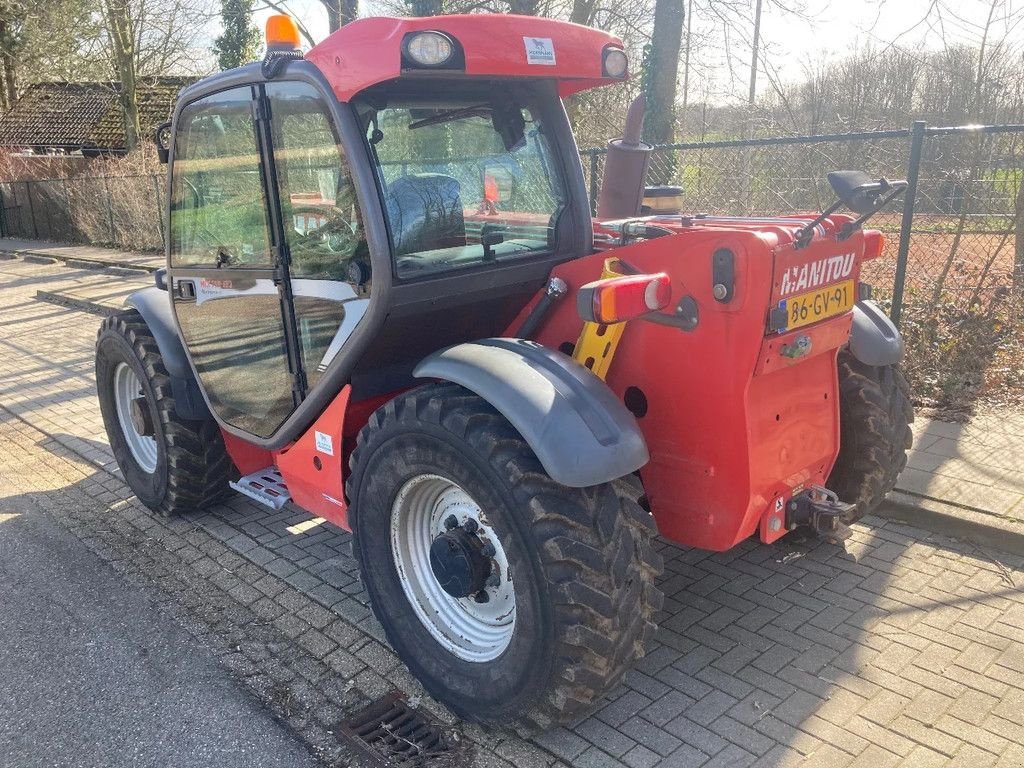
[486,573,500,588]
[443,515,459,530]
[463,519,479,534]
[473,590,490,603]
[481,541,496,558]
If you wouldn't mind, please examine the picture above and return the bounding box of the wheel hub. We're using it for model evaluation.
[390,474,516,662]
[429,526,491,599]
[112,362,158,474]
[129,397,154,437]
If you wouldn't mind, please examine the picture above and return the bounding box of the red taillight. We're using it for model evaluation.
[863,230,885,261]
[577,273,672,324]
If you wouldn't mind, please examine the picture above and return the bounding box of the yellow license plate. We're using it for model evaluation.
[781,280,855,331]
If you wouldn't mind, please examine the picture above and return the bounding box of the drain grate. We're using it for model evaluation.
[337,692,456,767]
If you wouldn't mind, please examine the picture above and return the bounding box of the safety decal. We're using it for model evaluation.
[314,431,334,456]
[774,497,785,513]
[524,37,556,65]
[780,335,813,359]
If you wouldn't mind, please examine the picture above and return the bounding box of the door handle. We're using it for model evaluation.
[177,279,197,300]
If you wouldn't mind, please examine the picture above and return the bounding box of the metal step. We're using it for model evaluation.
[230,467,291,510]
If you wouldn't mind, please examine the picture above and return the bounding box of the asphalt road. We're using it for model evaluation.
[0,489,320,768]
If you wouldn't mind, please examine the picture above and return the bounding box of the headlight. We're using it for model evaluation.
[404,31,455,67]
[603,47,628,78]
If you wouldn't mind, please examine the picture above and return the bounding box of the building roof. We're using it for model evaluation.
[0,77,192,153]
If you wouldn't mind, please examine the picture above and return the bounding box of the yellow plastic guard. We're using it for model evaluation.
[573,257,627,380]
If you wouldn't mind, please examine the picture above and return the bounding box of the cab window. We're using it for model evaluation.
[268,81,369,283]
[170,86,270,269]
[266,81,372,388]
[359,82,567,279]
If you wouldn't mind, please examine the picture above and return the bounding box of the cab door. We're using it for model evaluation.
[168,81,371,440]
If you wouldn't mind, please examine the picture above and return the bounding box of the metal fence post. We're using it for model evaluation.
[891,120,927,326]
[588,150,599,215]
[61,178,72,242]
[24,181,38,239]
[152,174,165,248]
[102,174,116,246]
[0,185,6,237]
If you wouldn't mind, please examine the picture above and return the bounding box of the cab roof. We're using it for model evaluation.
[305,14,627,103]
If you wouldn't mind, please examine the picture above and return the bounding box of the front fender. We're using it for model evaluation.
[124,287,210,421]
[849,300,904,367]
[414,338,649,488]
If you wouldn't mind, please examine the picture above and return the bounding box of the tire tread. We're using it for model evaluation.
[347,382,663,728]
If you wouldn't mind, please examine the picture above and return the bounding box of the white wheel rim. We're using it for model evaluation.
[112,362,158,474]
[390,474,516,663]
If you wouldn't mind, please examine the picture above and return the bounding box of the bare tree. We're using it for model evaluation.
[319,0,358,32]
[102,0,141,149]
[0,1,24,108]
[509,0,540,13]
[641,0,683,145]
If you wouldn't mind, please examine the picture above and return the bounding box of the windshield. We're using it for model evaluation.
[363,91,567,279]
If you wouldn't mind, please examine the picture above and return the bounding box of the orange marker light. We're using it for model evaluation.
[266,14,301,50]
[863,230,886,261]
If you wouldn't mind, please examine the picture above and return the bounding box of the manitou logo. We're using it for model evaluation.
[780,252,855,296]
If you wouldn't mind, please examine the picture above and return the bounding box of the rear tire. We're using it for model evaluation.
[827,350,914,523]
[347,383,663,728]
[96,309,231,515]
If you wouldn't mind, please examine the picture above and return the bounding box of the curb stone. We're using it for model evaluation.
[0,246,157,273]
[878,490,1024,557]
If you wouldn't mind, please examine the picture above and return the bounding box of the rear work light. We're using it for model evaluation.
[403,31,455,67]
[577,273,671,324]
[602,47,628,78]
[863,230,885,261]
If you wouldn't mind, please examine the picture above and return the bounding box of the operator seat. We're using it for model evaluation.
[384,173,467,257]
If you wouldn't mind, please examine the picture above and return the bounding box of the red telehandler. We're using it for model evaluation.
[95,13,912,727]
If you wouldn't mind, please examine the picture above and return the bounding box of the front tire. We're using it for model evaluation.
[827,350,914,522]
[347,383,663,728]
[96,309,231,515]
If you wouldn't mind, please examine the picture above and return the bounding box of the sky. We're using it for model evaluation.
[243,0,1024,99]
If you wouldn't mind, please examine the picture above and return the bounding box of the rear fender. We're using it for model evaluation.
[849,300,903,367]
[414,338,649,488]
[124,287,210,421]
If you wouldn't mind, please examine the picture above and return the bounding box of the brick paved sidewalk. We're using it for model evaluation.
[7,253,1024,767]
[901,415,1024,525]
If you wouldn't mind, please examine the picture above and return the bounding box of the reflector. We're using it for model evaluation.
[863,230,885,261]
[577,273,672,324]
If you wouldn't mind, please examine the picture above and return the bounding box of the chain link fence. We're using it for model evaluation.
[3,122,1023,409]
[584,123,1024,411]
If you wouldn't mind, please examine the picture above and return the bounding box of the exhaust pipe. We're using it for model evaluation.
[595,96,652,220]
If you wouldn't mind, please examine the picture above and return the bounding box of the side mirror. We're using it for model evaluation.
[154,121,172,165]
[827,170,906,215]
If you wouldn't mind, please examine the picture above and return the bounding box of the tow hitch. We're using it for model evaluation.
[786,486,854,545]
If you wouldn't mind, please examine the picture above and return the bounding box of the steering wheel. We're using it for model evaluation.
[292,205,361,254]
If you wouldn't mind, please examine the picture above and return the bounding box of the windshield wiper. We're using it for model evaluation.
[407,104,490,130]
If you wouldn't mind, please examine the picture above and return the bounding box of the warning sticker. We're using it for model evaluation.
[524,37,556,66]
[314,431,334,456]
